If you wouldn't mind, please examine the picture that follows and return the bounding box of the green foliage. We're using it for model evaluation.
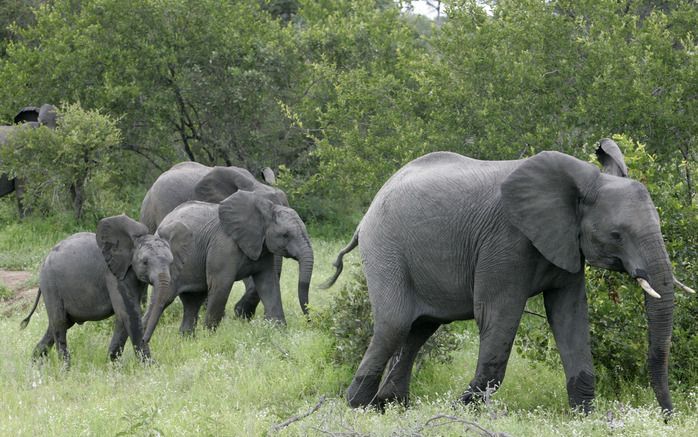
[313,263,463,371]
[0,284,12,300]
[517,135,698,393]
[0,102,122,220]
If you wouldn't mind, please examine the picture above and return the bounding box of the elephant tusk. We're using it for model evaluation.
[674,277,696,294]
[637,278,661,299]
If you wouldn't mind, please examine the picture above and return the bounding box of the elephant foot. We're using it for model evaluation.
[108,348,124,361]
[347,374,383,409]
[234,301,258,319]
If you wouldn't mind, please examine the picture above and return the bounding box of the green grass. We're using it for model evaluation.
[1,219,698,436]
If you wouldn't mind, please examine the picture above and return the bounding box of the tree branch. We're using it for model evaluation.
[270,396,326,432]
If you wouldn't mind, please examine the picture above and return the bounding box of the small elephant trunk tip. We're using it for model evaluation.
[19,288,42,330]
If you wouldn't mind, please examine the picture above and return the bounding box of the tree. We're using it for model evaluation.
[0,102,122,219]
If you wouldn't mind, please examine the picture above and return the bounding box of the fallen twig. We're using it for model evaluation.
[271,396,327,432]
[419,413,512,437]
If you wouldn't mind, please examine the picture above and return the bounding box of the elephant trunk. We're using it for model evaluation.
[297,244,314,316]
[637,235,675,415]
[143,271,173,344]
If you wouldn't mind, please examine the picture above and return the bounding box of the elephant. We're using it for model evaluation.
[142,190,314,343]
[0,104,57,217]
[20,214,179,367]
[321,139,677,415]
[139,161,289,319]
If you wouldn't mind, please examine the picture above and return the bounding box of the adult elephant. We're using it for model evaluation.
[0,104,57,217]
[322,140,677,415]
[139,161,288,319]
[142,190,314,342]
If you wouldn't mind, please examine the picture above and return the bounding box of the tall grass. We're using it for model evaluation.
[1,217,697,435]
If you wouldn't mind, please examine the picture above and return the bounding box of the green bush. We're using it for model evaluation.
[313,263,463,372]
[516,135,698,394]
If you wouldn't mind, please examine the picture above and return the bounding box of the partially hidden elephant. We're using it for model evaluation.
[20,214,179,367]
[0,104,57,217]
[142,190,314,343]
[139,161,289,318]
[322,139,687,415]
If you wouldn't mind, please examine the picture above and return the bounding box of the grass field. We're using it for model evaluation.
[1,211,697,436]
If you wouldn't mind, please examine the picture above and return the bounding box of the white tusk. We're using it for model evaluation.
[637,278,661,299]
[674,277,696,294]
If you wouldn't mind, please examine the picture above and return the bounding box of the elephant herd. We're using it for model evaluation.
[14,122,692,416]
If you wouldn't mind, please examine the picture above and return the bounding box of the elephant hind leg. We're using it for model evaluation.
[32,327,55,361]
[375,319,441,406]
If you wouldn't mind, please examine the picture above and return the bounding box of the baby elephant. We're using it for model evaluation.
[20,214,177,367]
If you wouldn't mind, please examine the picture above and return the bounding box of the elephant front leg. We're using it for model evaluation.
[460,294,526,405]
[108,318,128,361]
[179,292,207,335]
[106,275,151,362]
[543,277,595,413]
[251,267,285,324]
[234,277,261,319]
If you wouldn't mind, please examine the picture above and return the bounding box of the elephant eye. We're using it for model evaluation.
[142,259,148,265]
[610,231,622,241]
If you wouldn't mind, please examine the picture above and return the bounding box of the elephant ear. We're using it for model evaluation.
[596,138,628,177]
[218,191,273,260]
[256,185,289,207]
[194,166,257,203]
[96,214,149,280]
[13,107,39,124]
[501,151,600,273]
[38,104,57,129]
[261,167,276,185]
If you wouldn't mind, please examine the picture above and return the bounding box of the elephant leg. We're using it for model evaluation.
[53,325,71,369]
[204,269,237,331]
[460,292,526,405]
[375,320,441,405]
[543,278,595,413]
[251,266,285,324]
[234,277,261,319]
[107,276,151,362]
[108,318,128,361]
[179,292,207,335]
[32,327,55,361]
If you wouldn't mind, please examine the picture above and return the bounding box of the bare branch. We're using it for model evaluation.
[271,396,326,432]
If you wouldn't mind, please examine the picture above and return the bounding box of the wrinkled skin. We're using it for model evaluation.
[323,142,674,415]
[139,161,289,319]
[21,215,175,367]
[0,104,57,217]
[143,190,314,342]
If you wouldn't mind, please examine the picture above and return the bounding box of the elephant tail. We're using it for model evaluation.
[319,226,360,289]
[19,288,42,330]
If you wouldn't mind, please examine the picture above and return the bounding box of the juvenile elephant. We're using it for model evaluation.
[322,141,677,414]
[142,190,313,342]
[139,161,289,318]
[0,104,57,217]
[20,215,178,367]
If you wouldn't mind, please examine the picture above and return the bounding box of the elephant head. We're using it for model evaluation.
[194,165,289,206]
[501,151,675,413]
[96,214,177,326]
[219,190,314,314]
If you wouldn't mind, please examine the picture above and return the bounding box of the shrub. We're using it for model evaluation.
[313,263,463,372]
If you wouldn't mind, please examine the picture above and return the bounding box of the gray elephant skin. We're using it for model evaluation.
[0,104,57,217]
[20,214,178,367]
[139,161,291,319]
[142,190,314,342]
[323,141,675,414]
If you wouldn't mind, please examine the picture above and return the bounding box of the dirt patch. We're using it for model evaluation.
[0,269,38,317]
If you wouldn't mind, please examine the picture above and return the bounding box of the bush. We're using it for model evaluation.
[0,102,124,220]
[313,263,463,372]
[516,135,698,394]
